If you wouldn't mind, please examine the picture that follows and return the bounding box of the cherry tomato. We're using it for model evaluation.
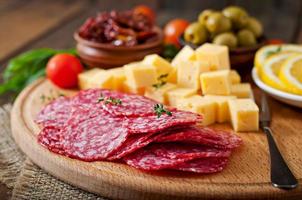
[46,54,84,88]
[133,5,155,24]
[267,39,284,45]
[164,19,189,48]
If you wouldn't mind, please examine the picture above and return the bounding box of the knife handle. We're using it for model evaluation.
[264,127,298,189]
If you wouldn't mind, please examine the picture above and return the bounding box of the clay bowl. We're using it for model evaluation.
[74,27,163,69]
[179,35,266,70]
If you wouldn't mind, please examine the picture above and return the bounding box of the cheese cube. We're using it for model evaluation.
[123,81,145,95]
[167,68,177,83]
[177,60,211,90]
[166,88,197,107]
[200,70,231,95]
[176,95,216,126]
[231,83,252,98]
[107,67,126,91]
[143,54,173,76]
[124,62,157,88]
[144,83,177,104]
[171,45,196,67]
[204,95,237,123]
[86,71,114,89]
[230,70,241,84]
[78,68,104,90]
[228,99,259,132]
[195,43,230,70]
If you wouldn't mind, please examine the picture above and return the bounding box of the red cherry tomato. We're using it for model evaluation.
[133,5,155,24]
[267,39,284,45]
[164,19,189,48]
[46,54,84,88]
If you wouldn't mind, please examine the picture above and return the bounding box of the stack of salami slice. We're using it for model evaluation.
[36,89,242,173]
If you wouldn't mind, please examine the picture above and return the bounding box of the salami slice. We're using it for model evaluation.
[126,111,202,134]
[123,143,230,171]
[155,126,242,149]
[171,157,228,173]
[35,96,72,127]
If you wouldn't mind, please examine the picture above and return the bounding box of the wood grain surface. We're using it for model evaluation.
[10,79,302,200]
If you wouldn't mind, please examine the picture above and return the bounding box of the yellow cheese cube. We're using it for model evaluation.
[143,54,173,76]
[166,88,197,107]
[204,95,237,123]
[107,67,126,91]
[228,99,259,132]
[171,45,196,67]
[87,71,114,89]
[230,70,241,84]
[167,68,177,83]
[176,95,216,126]
[200,70,231,95]
[231,83,252,98]
[124,62,157,88]
[123,81,145,95]
[177,60,211,90]
[144,83,177,104]
[78,68,104,90]
[195,43,230,70]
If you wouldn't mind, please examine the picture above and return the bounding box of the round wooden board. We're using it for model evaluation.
[11,79,302,200]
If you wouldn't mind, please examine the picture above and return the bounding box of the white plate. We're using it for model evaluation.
[252,67,302,108]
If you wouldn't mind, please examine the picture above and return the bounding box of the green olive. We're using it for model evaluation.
[246,17,263,38]
[222,6,249,29]
[237,29,257,47]
[198,9,215,25]
[213,32,238,48]
[184,22,208,45]
[206,12,232,34]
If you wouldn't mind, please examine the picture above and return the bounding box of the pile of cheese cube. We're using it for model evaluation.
[78,43,259,132]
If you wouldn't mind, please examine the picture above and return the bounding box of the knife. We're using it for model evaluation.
[260,93,298,189]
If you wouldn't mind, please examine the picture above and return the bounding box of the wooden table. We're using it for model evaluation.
[0,0,302,199]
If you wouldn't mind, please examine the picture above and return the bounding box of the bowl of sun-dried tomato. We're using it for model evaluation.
[74,10,163,68]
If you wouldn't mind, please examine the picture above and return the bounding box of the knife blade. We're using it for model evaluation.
[260,93,298,189]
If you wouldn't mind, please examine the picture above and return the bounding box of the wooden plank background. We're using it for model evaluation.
[0,0,301,199]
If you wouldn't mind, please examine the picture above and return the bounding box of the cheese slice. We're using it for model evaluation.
[195,43,230,70]
[231,83,252,98]
[200,70,231,95]
[177,60,210,90]
[230,70,241,84]
[171,45,196,67]
[204,95,237,123]
[78,68,104,90]
[107,67,126,91]
[143,54,173,76]
[228,99,259,132]
[124,62,157,88]
[123,81,145,95]
[176,95,216,126]
[144,83,177,104]
[166,88,197,107]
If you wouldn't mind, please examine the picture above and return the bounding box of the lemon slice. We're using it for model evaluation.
[254,44,302,70]
[279,54,302,95]
[260,53,293,91]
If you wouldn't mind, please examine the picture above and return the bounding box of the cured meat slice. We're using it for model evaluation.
[123,143,230,171]
[171,157,228,173]
[72,89,159,117]
[60,107,129,161]
[155,126,242,149]
[126,111,202,134]
[35,96,72,127]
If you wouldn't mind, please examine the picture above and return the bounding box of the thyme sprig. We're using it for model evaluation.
[153,103,172,118]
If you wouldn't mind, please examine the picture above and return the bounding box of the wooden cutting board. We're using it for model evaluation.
[11,79,302,200]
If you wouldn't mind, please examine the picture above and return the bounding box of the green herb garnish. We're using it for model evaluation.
[97,93,105,103]
[0,48,77,96]
[153,103,172,118]
[152,73,169,89]
[266,46,282,57]
[105,97,122,105]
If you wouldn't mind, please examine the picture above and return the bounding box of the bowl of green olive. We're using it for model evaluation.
[180,6,266,68]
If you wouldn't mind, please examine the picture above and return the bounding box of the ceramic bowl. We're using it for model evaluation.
[252,67,302,108]
[74,27,163,69]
